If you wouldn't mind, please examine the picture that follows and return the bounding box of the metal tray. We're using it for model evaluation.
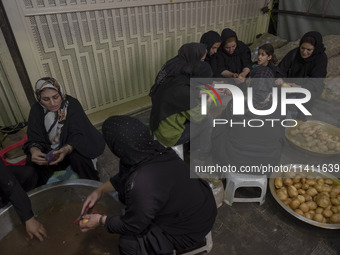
[285,120,340,157]
[269,166,340,229]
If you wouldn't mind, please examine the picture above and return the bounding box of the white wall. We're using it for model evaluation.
[2,0,270,117]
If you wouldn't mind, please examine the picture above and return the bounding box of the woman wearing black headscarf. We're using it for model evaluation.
[216,28,252,78]
[79,116,217,255]
[150,61,213,159]
[212,66,285,170]
[200,31,221,76]
[276,31,328,118]
[149,43,208,96]
[23,77,105,185]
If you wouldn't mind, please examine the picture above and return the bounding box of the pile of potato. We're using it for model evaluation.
[275,172,340,224]
[289,122,340,153]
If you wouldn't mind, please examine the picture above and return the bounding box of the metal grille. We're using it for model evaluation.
[3,0,270,115]
[0,28,28,127]
[0,61,25,127]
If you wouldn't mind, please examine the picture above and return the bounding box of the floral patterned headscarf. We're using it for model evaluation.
[35,77,69,149]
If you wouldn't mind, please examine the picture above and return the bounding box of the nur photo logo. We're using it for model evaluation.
[199,83,223,115]
[199,82,312,128]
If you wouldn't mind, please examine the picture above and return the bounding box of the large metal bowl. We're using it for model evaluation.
[0,179,122,240]
[285,120,340,157]
[269,166,340,229]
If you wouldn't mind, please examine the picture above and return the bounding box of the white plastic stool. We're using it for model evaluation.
[174,231,213,255]
[154,135,184,160]
[224,173,267,205]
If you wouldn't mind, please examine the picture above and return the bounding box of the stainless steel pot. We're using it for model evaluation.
[0,179,122,240]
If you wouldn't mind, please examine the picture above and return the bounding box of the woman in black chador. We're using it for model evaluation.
[79,116,217,255]
[200,30,221,76]
[24,77,105,185]
[149,42,207,97]
[276,31,328,118]
[216,28,252,79]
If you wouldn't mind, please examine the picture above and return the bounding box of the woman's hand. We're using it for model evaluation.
[80,181,115,217]
[80,189,103,215]
[221,70,235,78]
[275,78,284,86]
[79,214,104,232]
[232,73,239,78]
[30,147,48,165]
[289,83,301,88]
[25,217,47,241]
[49,145,73,165]
[234,74,245,84]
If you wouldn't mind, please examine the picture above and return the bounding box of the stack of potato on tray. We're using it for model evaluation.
[274,172,340,224]
[288,122,340,154]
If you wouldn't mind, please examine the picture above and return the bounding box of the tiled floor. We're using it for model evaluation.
[96,98,340,255]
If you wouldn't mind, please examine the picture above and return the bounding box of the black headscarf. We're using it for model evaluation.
[220,28,251,57]
[150,43,207,96]
[200,31,221,56]
[221,28,238,45]
[150,61,213,132]
[102,115,175,203]
[200,31,221,75]
[276,31,327,79]
[216,28,252,74]
[296,31,326,63]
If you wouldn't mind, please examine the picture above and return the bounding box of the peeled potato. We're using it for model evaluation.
[325,179,333,185]
[331,198,340,206]
[277,190,288,201]
[313,214,324,222]
[331,206,338,213]
[295,209,304,216]
[283,178,293,186]
[299,203,309,213]
[316,178,325,185]
[288,186,298,198]
[315,207,324,214]
[82,219,89,224]
[316,193,331,208]
[306,201,317,210]
[323,184,332,193]
[306,179,316,186]
[306,188,318,197]
[297,195,305,203]
[330,213,340,223]
[290,199,301,209]
[274,170,340,224]
[303,194,312,202]
[305,212,313,219]
[274,177,283,189]
[323,209,333,218]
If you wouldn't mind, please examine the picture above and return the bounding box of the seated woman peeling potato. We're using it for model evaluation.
[79,116,217,255]
[23,77,105,186]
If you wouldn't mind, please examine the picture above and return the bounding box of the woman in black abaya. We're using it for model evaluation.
[216,28,252,79]
[79,116,217,255]
[24,77,105,185]
[200,30,221,76]
[149,43,208,96]
[276,31,328,119]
